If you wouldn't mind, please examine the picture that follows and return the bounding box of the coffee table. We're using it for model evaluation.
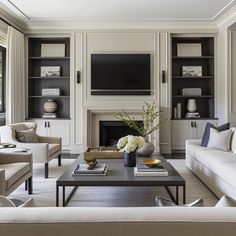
[56,154,186,207]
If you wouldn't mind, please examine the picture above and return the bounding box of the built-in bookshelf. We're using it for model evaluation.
[28,37,70,119]
[171,37,215,119]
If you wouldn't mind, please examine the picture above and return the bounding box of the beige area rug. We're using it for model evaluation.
[9,159,218,207]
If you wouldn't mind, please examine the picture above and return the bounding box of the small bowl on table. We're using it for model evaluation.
[143,159,161,168]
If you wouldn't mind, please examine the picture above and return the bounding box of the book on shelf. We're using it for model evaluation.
[73,163,107,176]
[134,167,168,177]
[137,163,166,172]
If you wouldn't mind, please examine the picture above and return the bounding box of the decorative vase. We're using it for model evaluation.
[187,99,197,112]
[137,142,155,157]
[44,99,57,113]
[124,151,136,167]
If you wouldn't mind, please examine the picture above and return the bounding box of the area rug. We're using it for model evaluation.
[9,159,218,207]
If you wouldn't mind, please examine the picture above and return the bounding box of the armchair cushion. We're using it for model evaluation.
[49,144,60,156]
[1,163,30,189]
[15,128,39,143]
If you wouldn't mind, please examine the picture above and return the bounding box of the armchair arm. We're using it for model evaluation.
[37,135,61,145]
[15,143,49,163]
[0,169,5,195]
[0,152,32,165]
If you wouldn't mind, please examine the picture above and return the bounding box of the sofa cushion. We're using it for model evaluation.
[201,122,230,147]
[194,148,236,174]
[187,144,209,157]
[0,163,30,189]
[207,128,232,152]
[48,144,60,156]
[15,128,38,143]
[230,128,236,153]
[215,195,236,207]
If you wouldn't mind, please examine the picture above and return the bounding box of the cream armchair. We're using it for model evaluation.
[0,122,62,178]
[0,152,33,196]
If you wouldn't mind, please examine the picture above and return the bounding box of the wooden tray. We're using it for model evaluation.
[84,147,124,161]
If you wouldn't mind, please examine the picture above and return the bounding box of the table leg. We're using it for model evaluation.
[56,184,59,207]
[176,186,179,205]
[63,186,65,207]
[183,184,186,204]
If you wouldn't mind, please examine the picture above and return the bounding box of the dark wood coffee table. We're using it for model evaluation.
[56,154,186,207]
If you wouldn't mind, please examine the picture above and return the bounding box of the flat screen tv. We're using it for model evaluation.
[91,54,150,95]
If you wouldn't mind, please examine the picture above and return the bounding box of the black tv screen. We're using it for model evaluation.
[91,54,150,95]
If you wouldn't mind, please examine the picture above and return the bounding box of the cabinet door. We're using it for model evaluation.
[171,121,191,150]
[49,120,70,148]
[32,120,48,136]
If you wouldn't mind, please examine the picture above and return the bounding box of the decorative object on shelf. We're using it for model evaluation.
[41,44,65,57]
[42,113,57,119]
[187,99,197,112]
[43,99,57,113]
[42,88,61,96]
[186,112,200,118]
[182,66,202,77]
[177,43,202,57]
[41,66,60,77]
[177,103,182,119]
[182,88,202,96]
[117,135,145,167]
[115,102,161,157]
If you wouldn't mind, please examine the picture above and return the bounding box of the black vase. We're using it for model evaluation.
[124,151,136,167]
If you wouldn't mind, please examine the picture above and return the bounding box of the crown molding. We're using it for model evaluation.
[216,4,236,28]
[0,3,27,31]
[24,20,218,33]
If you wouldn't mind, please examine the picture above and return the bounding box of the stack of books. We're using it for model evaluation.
[73,163,107,176]
[186,112,200,118]
[42,112,57,118]
[134,163,168,176]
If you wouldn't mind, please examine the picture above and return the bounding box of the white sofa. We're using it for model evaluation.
[0,207,236,236]
[186,139,236,199]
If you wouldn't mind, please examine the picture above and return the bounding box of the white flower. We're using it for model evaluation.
[124,142,137,153]
[136,136,145,149]
[117,136,128,149]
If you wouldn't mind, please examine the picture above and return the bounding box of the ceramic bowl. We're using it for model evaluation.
[143,159,161,168]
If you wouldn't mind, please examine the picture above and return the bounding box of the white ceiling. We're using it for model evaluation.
[0,0,235,23]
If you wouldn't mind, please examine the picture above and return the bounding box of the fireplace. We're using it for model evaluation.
[99,121,142,147]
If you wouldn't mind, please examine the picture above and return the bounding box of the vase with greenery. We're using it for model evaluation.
[117,135,145,167]
[115,102,160,156]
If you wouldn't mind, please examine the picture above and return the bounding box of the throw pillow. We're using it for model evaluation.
[230,128,236,153]
[201,122,230,147]
[15,128,38,143]
[207,128,232,151]
[215,195,236,207]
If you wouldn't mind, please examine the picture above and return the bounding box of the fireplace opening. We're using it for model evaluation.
[99,121,142,147]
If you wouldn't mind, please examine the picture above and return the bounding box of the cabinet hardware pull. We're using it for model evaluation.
[45,122,46,128]
[162,70,166,83]
[48,122,50,128]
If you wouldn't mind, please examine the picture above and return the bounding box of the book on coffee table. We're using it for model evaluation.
[134,167,168,176]
[137,163,166,172]
[73,163,107,176]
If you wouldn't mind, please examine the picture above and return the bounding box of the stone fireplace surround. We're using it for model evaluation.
[87,110,159,151]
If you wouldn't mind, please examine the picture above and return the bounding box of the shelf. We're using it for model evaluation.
[28,117,71,120]
[171,118,218,120]
[29,96,70,98]
[172,76,213,79]
[172,56,214,59]
[172,95,214,98]
[29,76,70,79]
[28,57,70,60]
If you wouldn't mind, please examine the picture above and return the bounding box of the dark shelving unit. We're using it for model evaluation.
[171,37,215,119]
[28,37,70,119]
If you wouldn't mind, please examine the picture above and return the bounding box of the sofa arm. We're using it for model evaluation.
[38,136,61,145]
[186,139,201,146]
[0,152,33,165]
